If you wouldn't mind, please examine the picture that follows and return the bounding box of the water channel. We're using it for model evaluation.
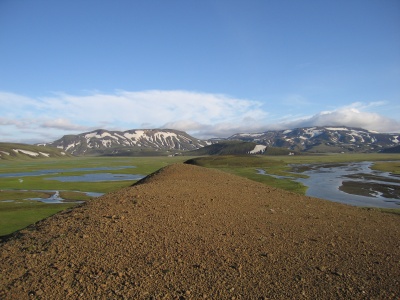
[258,161,400,209]
[0,166,143,204]
[44,173,144,182]
[27,190,104,204]
[0,166,138,178]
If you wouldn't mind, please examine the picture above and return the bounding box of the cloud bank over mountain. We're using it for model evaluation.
[0,90,399,143]
[279,106,400,134]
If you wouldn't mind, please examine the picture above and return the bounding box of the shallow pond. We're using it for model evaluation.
[0,165,142,203]
[258,161,400,208]
[0,166,137,178]
[45,173,144,182]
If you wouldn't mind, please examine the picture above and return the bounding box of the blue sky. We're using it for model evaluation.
[0,0,399,143]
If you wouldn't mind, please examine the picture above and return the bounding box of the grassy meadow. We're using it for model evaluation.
[1,153,399,236]
[186,153,400,193]
[0,156,188,236]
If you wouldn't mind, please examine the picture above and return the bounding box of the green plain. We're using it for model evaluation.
[0,201,75,237]
[0,156,188,236]
[1,153,399,237]
[187,153,400,193]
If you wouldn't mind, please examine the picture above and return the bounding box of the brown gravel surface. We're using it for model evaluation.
[1,163,399,299]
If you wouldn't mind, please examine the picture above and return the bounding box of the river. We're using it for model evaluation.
[258,161,400,209]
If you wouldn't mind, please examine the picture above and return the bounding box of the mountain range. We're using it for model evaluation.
[33,126,400,156]
[227,126,399,153]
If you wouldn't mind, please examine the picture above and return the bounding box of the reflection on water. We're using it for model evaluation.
[29,190,65,203]
[258,162,400,208]
[45,173,144,182]
[0,165,144,204]
[2,190,104,204]
[28,190,77,204]
[0,166,136,178]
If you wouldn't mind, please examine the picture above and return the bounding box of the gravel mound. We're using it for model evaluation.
[1,163,399,299]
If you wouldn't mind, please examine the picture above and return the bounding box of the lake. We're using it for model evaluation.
[0,166,137,178]
[258,161,400,209]
[44,173,144,182]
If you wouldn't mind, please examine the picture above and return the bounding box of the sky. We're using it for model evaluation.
[0,0,399,143]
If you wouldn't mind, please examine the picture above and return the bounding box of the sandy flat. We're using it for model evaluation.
[1,163,399,299]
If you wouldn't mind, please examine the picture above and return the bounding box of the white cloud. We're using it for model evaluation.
[36,90,266,126]
[0,117,24,127]
[162,119,269,139]
[0,90,269,142]
[162,120,206,132]
[163,102,400,137]
[276,106,400,133]
[0,90,399,143]
[40,118,91,131]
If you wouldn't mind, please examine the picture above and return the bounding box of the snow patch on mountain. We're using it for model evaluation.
[249,145,267,154]
[13,149,40,157]
[326,127,349,131]
[85,131,115,139]
[237,133,264,138]
[66,141,81,152]
[124,131,145,141]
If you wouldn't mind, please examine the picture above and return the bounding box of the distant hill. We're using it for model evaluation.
[228,126,400,153]
[380,145,400,153]
[0,143,68,160]
[38,129,209,156]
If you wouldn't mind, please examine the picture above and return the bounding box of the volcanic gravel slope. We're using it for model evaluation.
[1,164,399,299]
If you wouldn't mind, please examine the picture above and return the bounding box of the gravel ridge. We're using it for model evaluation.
[1,163,399,299]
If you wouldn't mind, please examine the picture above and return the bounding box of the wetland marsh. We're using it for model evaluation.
[2,163,399,299]
[292,162,399,208]
[1,154,399,236]
[0,156,188,236]
[188,153,400,208]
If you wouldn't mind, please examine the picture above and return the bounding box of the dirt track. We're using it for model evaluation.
[1,163,399,299]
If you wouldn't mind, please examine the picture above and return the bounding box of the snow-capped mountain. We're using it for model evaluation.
[37,126,400,156]
[228,126,400,153]
[39,129,210,155]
